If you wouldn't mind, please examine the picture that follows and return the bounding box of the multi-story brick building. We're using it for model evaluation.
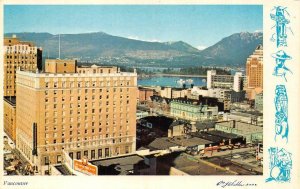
[3,35,42,96]
[15,62,137,173]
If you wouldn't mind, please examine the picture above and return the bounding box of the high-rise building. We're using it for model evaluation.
[207,70,243,92]
[244,45,263,100]
[15,62,137,174]
[3,35,42,96]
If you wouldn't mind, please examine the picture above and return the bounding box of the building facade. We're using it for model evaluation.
[138,87,154,103]
[170,98,218,121]
[215,121,263,143]
[207,70,243,92]
[4,97,16,143]
[255,92,263,112]
[4,35,42,96]
[45,59,77,73]
[16,64,137,173]
[244,45,263,100]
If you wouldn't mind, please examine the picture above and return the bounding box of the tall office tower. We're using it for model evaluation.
[244,45,263,100]
[16,62,137,173]
[3,35,42,96]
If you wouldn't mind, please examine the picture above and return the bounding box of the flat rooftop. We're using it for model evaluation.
[148,136,213,150]
[90,154,144,175]
[157,152,235,175]
[216,121,263,134]
[206,130,242,139]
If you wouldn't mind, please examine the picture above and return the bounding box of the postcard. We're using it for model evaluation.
[1,0,299,189]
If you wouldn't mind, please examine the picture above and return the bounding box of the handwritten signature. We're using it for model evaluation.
[216,180,257,188]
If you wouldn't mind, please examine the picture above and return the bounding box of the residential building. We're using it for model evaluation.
[15,62,137,173]
[244,45,263,100]
[4,35,42,96]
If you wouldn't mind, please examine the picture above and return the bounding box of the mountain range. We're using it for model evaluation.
[4,31,263,67]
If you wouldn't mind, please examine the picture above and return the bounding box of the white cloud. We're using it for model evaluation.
[254,29,263,33]
[196,45,207,50]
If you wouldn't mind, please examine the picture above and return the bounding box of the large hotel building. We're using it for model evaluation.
[3,35,42,142]
[16,59,137,172]
[244,45,263,100]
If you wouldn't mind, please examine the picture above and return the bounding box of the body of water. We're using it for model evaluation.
[138,76,206,87]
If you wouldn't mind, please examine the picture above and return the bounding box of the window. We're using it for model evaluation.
[91,150,95,159]
[105,148,109,157]
[44,156,49,165]
[98,149,102,158]
[84,150,88,157]
[69,152,73,159]
[125,146,129,154]
[76,151,81,160]
[57,155,62,163]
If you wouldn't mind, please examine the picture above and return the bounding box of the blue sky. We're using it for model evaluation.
[4,5,262,49]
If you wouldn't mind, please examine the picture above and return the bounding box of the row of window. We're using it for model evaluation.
[45,100,130,110]
[44,87,131,95]
[43,146,130,163]
[45,80,132,88]
[45,94,130,102]
[46,135,130,145]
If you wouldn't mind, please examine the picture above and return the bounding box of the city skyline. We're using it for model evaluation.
[4,5,262,49]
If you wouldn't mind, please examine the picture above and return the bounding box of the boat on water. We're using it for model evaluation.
[202,78,206,82]
[176,79,186,85]
[186,79,193,84]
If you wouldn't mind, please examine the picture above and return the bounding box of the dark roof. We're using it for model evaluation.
[171,96,219,106]
[194,121,216,130]
[4,96,16,106]
[148,137,179,150]
[206,130,242,139]
[190,132,226,143]
[140,116,174,132]
[138,87,155,91]
[90,155,144,175]
[150,95,171,104]
[148,136,213,150]
[170,120,185,128]
[157,152,235,175]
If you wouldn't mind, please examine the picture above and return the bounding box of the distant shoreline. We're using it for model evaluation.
[140,73,207,78]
